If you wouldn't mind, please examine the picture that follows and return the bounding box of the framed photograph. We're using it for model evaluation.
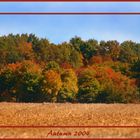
[0,0,140,139]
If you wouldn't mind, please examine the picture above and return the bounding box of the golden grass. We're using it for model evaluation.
[0,103,140,138]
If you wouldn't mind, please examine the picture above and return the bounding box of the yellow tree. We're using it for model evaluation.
[42,70,62,102]
[58,69,78,102]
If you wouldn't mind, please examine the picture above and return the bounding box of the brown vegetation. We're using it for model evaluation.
[0,103,140,138]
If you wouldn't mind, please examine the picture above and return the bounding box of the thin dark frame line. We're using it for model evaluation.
[0,125,140,128]
[0,138,126,140]
[0,12,140,15]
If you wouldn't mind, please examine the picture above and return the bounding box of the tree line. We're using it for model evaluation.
[0,34,140,103]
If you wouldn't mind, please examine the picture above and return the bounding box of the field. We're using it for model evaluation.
[0,103,140,138]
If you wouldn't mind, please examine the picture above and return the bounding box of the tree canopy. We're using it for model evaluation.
[0,34,140,103]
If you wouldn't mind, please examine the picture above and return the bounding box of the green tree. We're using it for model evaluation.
[77,69,101,103]
[119,41,140,63]
[70,36,84,52]
[15,61,42,102]
[81,39,98,59]
[0,63,18,101]
[99,40,120,61]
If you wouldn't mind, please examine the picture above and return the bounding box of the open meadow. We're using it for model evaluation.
[0,103,140,138]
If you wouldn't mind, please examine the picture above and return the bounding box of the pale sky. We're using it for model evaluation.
[0,2,140,44]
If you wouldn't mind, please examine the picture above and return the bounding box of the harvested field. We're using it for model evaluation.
[0,103,140,138]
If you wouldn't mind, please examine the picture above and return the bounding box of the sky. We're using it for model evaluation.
[0,2,140,44]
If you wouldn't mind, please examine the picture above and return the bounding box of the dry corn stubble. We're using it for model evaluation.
[0,103,140,138]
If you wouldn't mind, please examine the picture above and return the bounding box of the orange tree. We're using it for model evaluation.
[76,66,139,103]
[94,66,139,103]
[41,70,62,102]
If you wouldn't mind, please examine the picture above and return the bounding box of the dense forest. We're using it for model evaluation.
[0,34,140,103]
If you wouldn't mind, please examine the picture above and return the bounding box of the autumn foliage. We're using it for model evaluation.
[0,34,140,103]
